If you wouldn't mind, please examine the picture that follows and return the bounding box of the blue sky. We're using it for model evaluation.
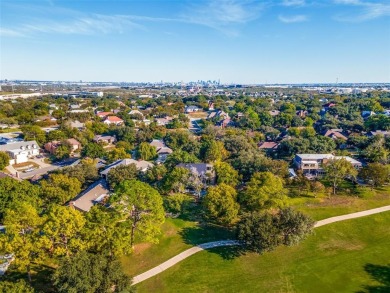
[1,0,389,83]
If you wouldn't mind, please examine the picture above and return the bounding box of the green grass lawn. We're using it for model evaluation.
[121,218,234,276]
[135,212,390,293]
[121,189,390,278]
[290,186,390,220]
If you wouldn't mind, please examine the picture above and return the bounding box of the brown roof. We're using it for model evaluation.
[259,142,279,149]
[97,111,114,117]
[105,116,123,122]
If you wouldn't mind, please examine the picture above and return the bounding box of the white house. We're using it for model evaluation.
[294,154,362,177]
[185,106,200,113]
[100,159,154,177]
[0,140,40,165]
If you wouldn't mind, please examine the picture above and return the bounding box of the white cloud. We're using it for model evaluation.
[181,0,264,36]
[282,0,305,7]
[0,28,26,37]
[278,14,308,23]
[334,0,390,21]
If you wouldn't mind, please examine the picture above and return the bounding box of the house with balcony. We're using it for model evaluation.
[294,154,362,177]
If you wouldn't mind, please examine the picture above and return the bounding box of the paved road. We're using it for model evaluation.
[132,205,390,285]
[132,240,239,285]
[314,205,390,227]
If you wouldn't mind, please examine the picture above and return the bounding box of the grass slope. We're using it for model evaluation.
[136,212,390,293]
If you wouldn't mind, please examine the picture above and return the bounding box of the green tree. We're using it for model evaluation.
[52,252,133,293]
[214,161,240,187]
[41,205,86,257]
[203,140,229,162]
[21,125,46,144]
[107,164,138,190]
[323,158,358,195]
[136,142,157,160]
[0,280,35,293]
[81,142,105,159]
[163,193,193,214]
[359,163,390,190]
[203,184,240,226]
[83,206,132,256]
[41,174,82,204]
[0,151,10,170]
[0,202,43,282]
[47,129,66,141]
[111,180,165,247]
[0,177,42,220]
[240,172,287,211]
[55,144,72,161]
[237,208,314,253]
[160,167,190,193]
[106,147,130,163]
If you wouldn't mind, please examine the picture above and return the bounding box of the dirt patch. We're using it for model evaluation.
[133,243,153,254]
[306,197,355,208]
[318,239,365,253]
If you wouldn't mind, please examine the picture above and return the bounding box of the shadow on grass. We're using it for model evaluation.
[179,224,245,260]
[358,263,390,293]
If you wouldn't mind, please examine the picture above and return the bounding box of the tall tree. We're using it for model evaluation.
[136,142,157,161]
[52,252,133,293]
[203,140,229,162]
[359,163,390,190]
[0,280,34,293]
[0,177,42,220]
[111,180,165,247]
[83,206,132,256]
[203,183,240,226]
[0,202,43,282]
[240,172,287,211]
[323,158,358,195]
[214,161,240,187]
[0,151,10,170]
[41,205,86,257]
[41,174,82,204]
[81,142,105,159]
[237,208,314,253]
[107,164,138,190]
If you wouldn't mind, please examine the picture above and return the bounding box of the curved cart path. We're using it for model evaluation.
[132,205,390,285]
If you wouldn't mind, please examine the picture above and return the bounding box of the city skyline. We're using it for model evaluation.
[1,0,390,83]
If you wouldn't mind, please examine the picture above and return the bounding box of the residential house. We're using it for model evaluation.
[208,101,215,111]
[155,116,174,126]
[69,180,109,212]
[269,110,280,116]
[366,130,390,138]
[294,154,362,177]
[362,111,376,119]
[0,140,40,165]
[100,159,154,177]
[207,110,229,120]
[44,138,81,155]
[323,129,348,141]
[149,139,173,163]
[296,110,308,118]
[216,118,235,128]
[383,109,390,117]
[128,109,144,119]
[185,105,200,113]
[70,120,85,130]
[177,163,215,185]
[96,111,114,119]
[258,141,279,152]
[103,116,124,126]
[93,135,117,145]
